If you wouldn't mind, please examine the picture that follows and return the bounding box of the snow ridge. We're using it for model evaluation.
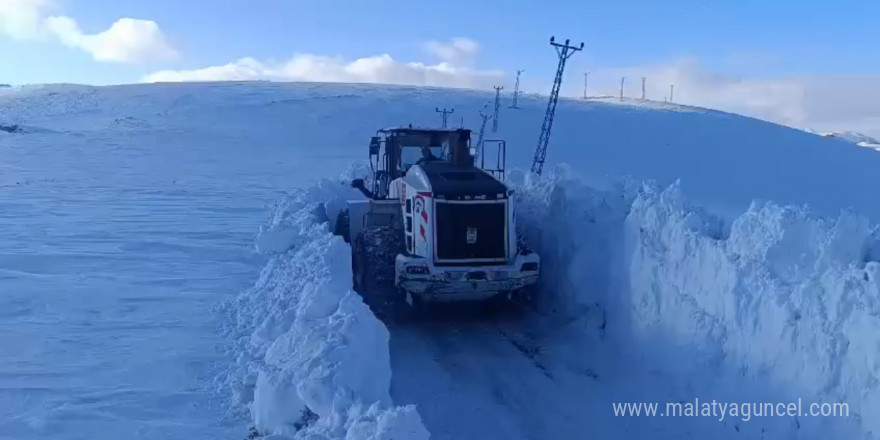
[623,183,879,437]
[511,170,880,439]
[219,176,428,440]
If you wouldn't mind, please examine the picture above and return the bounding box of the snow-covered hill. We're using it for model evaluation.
[816,131,880,152]
[3,82,879,219]
[1,82,878,440]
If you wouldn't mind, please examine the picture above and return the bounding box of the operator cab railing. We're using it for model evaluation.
[480,139,506,181]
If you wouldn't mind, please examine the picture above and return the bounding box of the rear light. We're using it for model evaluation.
[520,262,539,272]
[405,265,430,275]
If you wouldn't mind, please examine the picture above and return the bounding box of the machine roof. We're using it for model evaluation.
[418,161,506,198]
[379,126,471,135]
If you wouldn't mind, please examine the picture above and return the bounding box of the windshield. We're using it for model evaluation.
[401,145,444,170]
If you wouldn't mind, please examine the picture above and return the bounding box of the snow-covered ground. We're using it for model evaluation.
[2,82,879,439]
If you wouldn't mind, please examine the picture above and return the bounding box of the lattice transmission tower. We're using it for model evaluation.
[492,86,503,132]
[531,36,583,176]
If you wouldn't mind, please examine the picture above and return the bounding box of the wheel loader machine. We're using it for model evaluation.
[333,127,539,318]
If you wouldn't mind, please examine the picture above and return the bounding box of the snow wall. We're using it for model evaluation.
[222,164,879,439]
[513,167,880,439]
[219,171,429,440]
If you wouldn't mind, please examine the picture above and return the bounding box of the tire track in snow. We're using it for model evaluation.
[387,305,602,440]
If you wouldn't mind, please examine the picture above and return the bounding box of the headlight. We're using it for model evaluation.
[520,262,539,272]
[405,265,430,275]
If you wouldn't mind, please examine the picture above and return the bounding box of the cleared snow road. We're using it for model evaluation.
[389,310,567,440]
[387,305,623,440]
[386,302,763,440]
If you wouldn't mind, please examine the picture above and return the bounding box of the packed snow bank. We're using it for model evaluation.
[219,177,428,440]
[509,167,638,315]
[511,170,880,438]
[623,184,879,437]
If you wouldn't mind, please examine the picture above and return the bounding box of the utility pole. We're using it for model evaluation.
[476,104,490,161]
[531,36,583,176]
[492,85,503,132]
[620,76,626,101]
[509,69,524,109]
[669,84,675,103]
[583,72,589,99]
[641,77,646,100]
[435,107,454,128]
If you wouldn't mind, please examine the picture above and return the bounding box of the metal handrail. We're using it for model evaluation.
[480,139,507,181]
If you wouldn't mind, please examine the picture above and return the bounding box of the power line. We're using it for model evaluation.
[531,36,583,176]
[476,104,491,161]
[509,69,524,109]
[435,107,454,128]
[583,72,589,99]
[492,85,503,132]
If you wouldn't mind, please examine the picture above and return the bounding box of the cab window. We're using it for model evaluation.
[400,145,442,171]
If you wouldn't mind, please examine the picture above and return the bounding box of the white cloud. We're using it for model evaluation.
[45,16,177,62]
[143,50,504,90]
[798,76,880,136]
[0,0,176,63]
[0,0,52,39]
[144,57,265,82]
[578,59,805,127]
[424,37,480,65]
[577,59,880,138]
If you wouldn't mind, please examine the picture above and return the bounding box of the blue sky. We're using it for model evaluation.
[2,0,877,84]
[1,0,879,135]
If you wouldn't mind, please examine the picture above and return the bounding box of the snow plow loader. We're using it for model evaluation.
[333,127,539,317]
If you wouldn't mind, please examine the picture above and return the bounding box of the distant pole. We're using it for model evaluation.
[669,84,674,102]
[435,107,454,128]
[641,77,646,100]
[509,69,524,109]
[476,104,490,160]
[583,72,589,99]
[492,85,503,132]
[620,76,626,101]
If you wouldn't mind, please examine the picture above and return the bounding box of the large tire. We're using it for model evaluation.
[352,223,407,322]
[510,285,536,308]
[352,233,367,294]
[333,209,350,243]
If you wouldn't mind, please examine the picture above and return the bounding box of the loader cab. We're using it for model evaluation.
[365,127,474,199]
